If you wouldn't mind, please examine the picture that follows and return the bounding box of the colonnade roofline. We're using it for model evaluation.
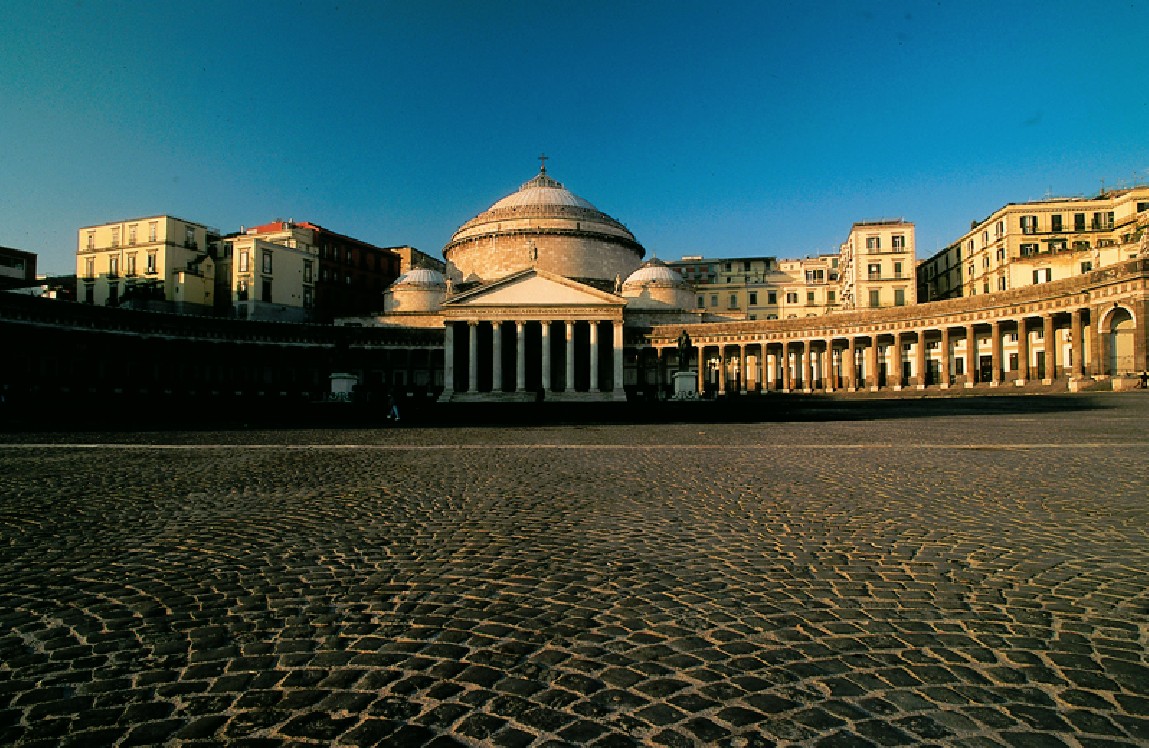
[650,258,1149,346]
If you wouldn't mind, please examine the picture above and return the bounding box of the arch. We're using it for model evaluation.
[1100,305,1137,376]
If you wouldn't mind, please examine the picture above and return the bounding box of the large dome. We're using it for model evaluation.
[443,165,645,285]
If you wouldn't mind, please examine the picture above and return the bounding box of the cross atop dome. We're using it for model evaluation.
[538,153,549,174]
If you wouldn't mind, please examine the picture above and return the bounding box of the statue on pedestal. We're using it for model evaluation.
[677,329,692,372]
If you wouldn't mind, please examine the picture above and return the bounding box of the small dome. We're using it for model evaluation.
[488,170,597,211]
[394,267,447,288]
[623,258,685,289]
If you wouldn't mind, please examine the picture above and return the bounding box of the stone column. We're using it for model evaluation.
[565,321,575,392]
[915,329,927,389]
[718,346,727,395]
[845,335,854,388]
[801,340,812,393]
[1087,307,1103,377]
[1016,318,1029,385]
[764,349,774,391]
[1071,308,1085,379]
[782,343,792,391]
[541,321,552,392]
[825,342,835,392]
[890,334,903,390]
[613,322,624,395]
[492,321,503,393]
[1043,314,1057,383]
[589,321,599,392]
[739,344,748,394]
[939,327,950,388]
[515,321,526,392]
[991,320,1003,385]
[867,335,879,391]
[442,322,455,396]
[467,321,478,393]
[964,324,976,387]
[697,344,705,393]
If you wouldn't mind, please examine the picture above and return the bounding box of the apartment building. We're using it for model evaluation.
[238,220,401,321]
[917,186,1149,302]
[76,216,222,312]
[837,220,916,310]
[669,220,914,321]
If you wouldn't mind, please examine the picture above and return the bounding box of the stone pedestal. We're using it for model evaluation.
[673,371,698,400]
[328,372,358,402]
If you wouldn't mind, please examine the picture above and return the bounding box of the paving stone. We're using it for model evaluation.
[3,400,1149,746]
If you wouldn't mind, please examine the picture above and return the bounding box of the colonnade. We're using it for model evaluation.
[441,317,624,400]
[643,306,1121,395]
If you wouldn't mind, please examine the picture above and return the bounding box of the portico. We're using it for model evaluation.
[439,269,626,402]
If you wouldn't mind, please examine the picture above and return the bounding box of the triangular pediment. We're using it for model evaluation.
[444,269,622,308]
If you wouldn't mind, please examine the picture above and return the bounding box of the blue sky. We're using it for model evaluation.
[3,1,1147,275]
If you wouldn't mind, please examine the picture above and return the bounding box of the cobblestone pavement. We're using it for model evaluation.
[1,393,1148,747]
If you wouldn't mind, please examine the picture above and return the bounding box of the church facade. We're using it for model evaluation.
[344,164,1149,402]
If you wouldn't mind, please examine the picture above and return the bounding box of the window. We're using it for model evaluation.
[1074,213,1085,231]
[303,260,313,283]
[983,282,989,294]
[805,269,824,283]
[85,258,94,278]
[1049,239,1067,251]
[128,225,137,245]
[303,288,313,308]
[108,256,119,276]
[728,293,738,308]
[86,232,95,250]
[148,222,158,242]
[996,248,1005,261]
[982,257,989,269]
[892,235,905,250]
[185,226,195,247]
[743,260,751,272]
[261,278,272,302]
[111,228,120,247]
[998,277,1007,291]
[828,290,836,303]
[1020,215,1038,234]
[868,289,880,307]
[1080,261,1093,273]
[767,291,777,304]
[1032,268,1051,284]
[866,237,881,250]
[1051,214,1063,232]
[806,291,815,305]
[867,263,881,279]
[262,250,272,274]
[1092,211,1114,230]
[1020,243,1039,257]
[696,296,704,308]
[724,262,732,272]
[1138,202,1149,213]
[239,250,249,272]
[766,314,778,320]
[146,252,157,274]
[894,289,905,306]
[785,292,798,304]
[84,284,94,304]
[710,294,718,307]
[107,282,118,306]
[894,261,903,278]
[126,254,136,276]
[1072,240,1090,251]
[968,264,974,277]
[748,291,757,305]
